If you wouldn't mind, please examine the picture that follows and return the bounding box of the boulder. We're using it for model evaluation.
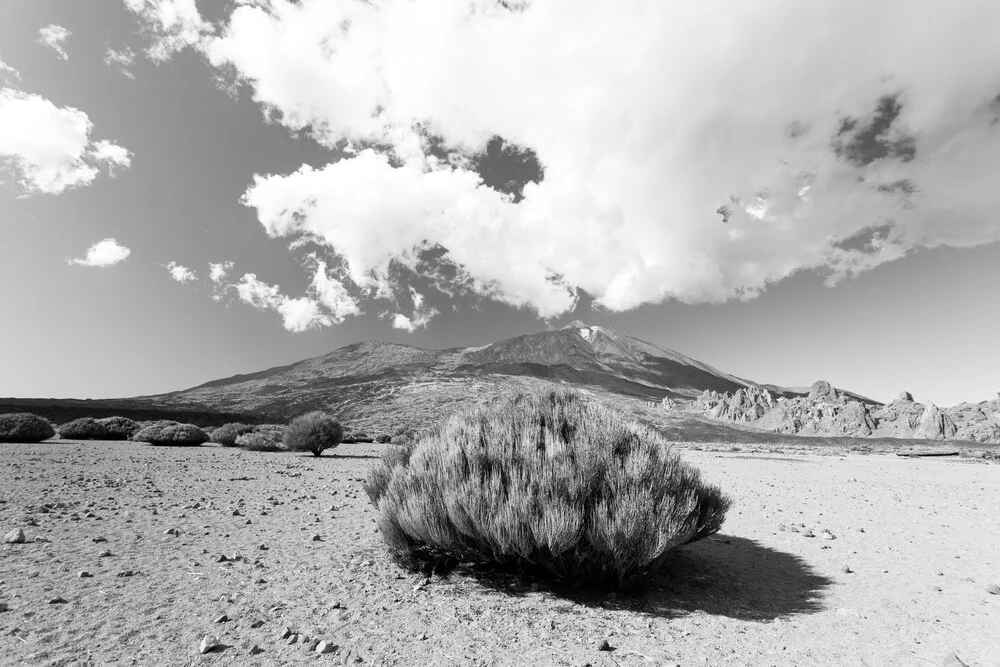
[808,380,839,402]
[917,402,958,440]
[898,391,914,402]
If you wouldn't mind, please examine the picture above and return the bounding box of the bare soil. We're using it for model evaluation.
[1,440,998,666]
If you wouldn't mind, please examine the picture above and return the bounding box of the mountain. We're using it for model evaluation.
[140,322,759,429]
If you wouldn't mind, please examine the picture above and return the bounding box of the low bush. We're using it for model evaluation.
[96,416,141,440]
[351,432,374,443]
[283,412,343,457]
[129,420,179,440]
[57,417,110,440]
[132,422,209,446]
[364,443,415,505]
[376,434,392,444]
[210,422,257,447]
[235,425,286,451]
[367,389,732,588]
[0,412,56,443]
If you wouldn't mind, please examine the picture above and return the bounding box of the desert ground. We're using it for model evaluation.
[1,440,998,667]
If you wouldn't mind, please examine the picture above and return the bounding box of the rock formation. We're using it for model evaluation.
[688,381,1000,443]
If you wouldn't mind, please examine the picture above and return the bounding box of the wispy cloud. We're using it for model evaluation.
[391,287,437,333]
[208,260,233,283]
[123,0,213,62]
[104,46,136,79]
[0,53,20,81]
[67,238,131,268]
[207,0,1000,321]
[0,90,132,195]
[234,273,330,332]
[37,24,71,61]
[165,261,196,283]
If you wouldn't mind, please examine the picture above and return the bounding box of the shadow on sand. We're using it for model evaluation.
[455,535,831,621]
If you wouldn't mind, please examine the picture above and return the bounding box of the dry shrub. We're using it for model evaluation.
[132,422,209,446]
[235,425,286,451]
[210,422,257,447]
[283,412,343,456]
[369,389,732,588]
[58,417,110,440]
[96,416,141,440]
[0,412,56,443]
[364,443,415,505]
[376,434,392,444]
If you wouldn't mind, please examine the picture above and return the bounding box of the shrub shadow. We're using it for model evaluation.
[455,535,831,622]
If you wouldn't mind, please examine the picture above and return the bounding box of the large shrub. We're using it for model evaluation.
[210,422,257,447]
[57,417,110,440]
[96,416,141,440]
[283,412,343,457]
[235,425,286,452]
[132,422,209,446]
[0,412,56,443]
[366,389,732,588]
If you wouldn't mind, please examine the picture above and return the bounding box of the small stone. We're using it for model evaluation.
[821,531,835,540]
[287,633,299,645]
[249,644,264,655]
[316,640,337,654]
[258,544,269,551]
[245,519,252,525]
[596,638,612,651]
[78,571,92,578]
[33,536,50,543]
[842,565,853,574]
[0,602,9,612]
[216,554,229,563]
[255,578,266,584]
[986,583,1000,595]
[99,549,113,558]
[331,601,342,609]
[311,534,322,542]
[164,528,178,536]
[232,509,242,516]
[250,619,264,628]
[214,614,229,623]
[418,632,428,640]
[198,635,220,654]
[802,529,815,538]
[48,596,68,604]
[280,627,293,639]
[116,570,136,578]
[4,528,26,544]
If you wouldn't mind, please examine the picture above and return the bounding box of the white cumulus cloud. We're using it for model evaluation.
[208,260,233,283]
[123,0,214,62]
[67,238,131,268]
[0,90,132,195]
[207,0,1000,320]
[234,273,330,332]
[37,24,71,61]
[165,261,197,283]
[391,287,438,333]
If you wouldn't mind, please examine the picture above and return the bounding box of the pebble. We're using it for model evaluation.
[198,635,220,654]
[942,652,969,667]
[280,627,293,639]
[842,565,853,574]
[250,619,264,628]
[3,528,26,544]
[214,614,229,623]
[78,571,92,578]
[33,536,50,543]
[596,638,612,651]
[249,644,264,655]
[802,529,815,538]
[216,554,229,563]
[311,534,322,541]
[316,640,337,654]
[232,509,242,516]
[48,597,68,604]
[0,603,8,612]
[287,633,299,645]
[821,531,836,540]
[986,583,1000,595]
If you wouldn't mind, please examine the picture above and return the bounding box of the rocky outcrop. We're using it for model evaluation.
[688,381,1000,443]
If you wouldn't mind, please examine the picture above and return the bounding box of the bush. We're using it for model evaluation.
[210,422,257,447]
[58,417,110,440]
[364,443,415,505]
[367,389,732,588]
[235,425,286,452]
[283,412,343,457]
[132,422,209,446]
[0,412,56,443]
[376,434,392,444]
[129,420,179,440]
[96,416,141,440]
[351,431,374,443]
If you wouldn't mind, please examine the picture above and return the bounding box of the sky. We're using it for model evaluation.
[1,0,998,407]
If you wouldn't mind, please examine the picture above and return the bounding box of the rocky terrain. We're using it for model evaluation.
[2,438,998,666]
[684,381,1000,444]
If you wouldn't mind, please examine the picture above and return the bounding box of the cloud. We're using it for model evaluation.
[104,46,136,79]
[208,260,233,283]
[391,287,438,333]
[165,261,196,283]
[123,0,214,62]
[0,53,20,81]
[37,24,71,61]
[311,260,361,322]
[234,273,330,332]
[67,238,131,268]
[0,90,132,195]
[207,0,1000,320]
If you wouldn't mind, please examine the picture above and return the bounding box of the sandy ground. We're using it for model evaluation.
[1,440,998,667]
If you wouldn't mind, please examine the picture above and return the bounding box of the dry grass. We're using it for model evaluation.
[369,389,731,588]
